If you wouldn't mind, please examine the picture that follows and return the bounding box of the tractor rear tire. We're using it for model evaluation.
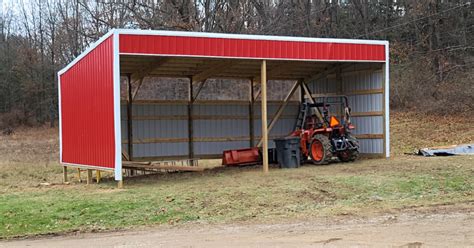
[309,134,333,165]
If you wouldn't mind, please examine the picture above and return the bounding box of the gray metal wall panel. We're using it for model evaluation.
[194,120,249,138]
[193,104,250,139]
[121,104,128,119]
[351,116,383,135]
[308,67,384,154]
[358,139,383,154]
[309,77,338,94]
[133,104,188,116]
[348,94,383,113]
[121,120,128,139]
[253,119,295,137]
[134,142,188,157]
[193,104,248,116]
[120,105,128,149]
[194,141,250,155]
[253,103,299,115]
[132,120,188,139]
[342,70,383,92]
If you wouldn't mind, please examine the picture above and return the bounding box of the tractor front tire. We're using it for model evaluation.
[338,149,359,162]
[309,134,333,165]
[338,134,360,162]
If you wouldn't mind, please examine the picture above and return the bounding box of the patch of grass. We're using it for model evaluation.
[1,156,473,239]
[1,113,473,238]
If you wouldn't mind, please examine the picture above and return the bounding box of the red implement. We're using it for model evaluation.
[222,147,261,166]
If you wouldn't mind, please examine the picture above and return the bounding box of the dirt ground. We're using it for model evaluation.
[2,206,472,248]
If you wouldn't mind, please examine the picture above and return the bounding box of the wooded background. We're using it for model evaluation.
[0,0,472,128]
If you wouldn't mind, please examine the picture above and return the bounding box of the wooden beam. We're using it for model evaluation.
[117,180,123,189]
[261,60,269,173]
[77,168,82,183]
[257,80,300,147]
[311,88,384,98]
[131,58,170,100]
[123,163,206,172]
[96,170,101,184]
[354,134,384,139]
[132,58,170,81]
[192,61,235,83]
[122,148,130,161]
[87,169,93,185]
[131,77,144,100]
[346,89,384,95]
[63,166,68,183]
[253,63,290,84]
[351,111,384,117]
[192,80,207,102]
[253,88,261,101]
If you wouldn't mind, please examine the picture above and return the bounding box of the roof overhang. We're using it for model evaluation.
[115,29,388,82]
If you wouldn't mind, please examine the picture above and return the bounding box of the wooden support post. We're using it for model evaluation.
[249,79,255,147]
[188,78,194,160]
[96,170,101,184]
[77,168,82,182]
[117,180,123,189]
[63,166,68,183]
[261,60,269,173]
[87,169,93,185]
[257,80,300,147]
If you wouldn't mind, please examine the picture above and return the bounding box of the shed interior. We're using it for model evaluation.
[119,55,385,166]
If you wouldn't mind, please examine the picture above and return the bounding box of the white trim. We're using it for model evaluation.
[113,30,123,181]
[62,162,115,171]
[115,29,388,45]
[58,30,115,75]
[384,42,390,158]
[58,73,63,163]
[119,52,385,63]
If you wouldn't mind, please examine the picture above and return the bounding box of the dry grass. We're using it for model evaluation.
[390,111,474,156]
[0,126,61,190]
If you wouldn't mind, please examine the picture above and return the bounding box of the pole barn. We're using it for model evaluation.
[58,29,389,185]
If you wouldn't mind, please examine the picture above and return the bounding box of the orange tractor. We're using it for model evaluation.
[291,96,359,164]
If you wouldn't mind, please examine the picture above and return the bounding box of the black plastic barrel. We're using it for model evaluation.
[274,136,301,168]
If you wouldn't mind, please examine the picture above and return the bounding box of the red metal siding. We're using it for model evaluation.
[119,34,385,61]
[60,36,116,168]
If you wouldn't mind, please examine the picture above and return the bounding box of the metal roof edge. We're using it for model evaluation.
[115,28,389,45]
[58,29,389,76]
[58,29,116,76]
